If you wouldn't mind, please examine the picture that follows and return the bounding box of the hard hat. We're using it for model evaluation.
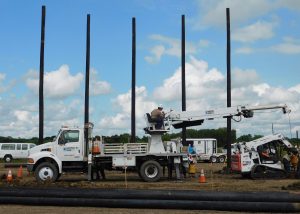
[158,104,163,109]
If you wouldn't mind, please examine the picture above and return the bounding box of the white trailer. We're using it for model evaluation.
[186,138,226,163]
[27,104,290,182]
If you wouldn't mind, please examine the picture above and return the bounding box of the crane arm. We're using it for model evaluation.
[166,104,290,129]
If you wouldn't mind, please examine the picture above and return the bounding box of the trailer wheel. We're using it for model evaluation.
[140,160,162,182]
[4,155,13,163]
[210,156,217,163]
[217,156,226,163]
[34,162,58,183]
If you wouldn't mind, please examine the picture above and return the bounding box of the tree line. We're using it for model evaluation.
[0,128,299,148]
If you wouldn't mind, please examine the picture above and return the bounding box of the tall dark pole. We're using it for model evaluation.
[297,130,299,148]
[39,6,46,145]
[181,15,186,145]
[131,17,136,143]
[84,14,90,158]
[226,8,232,171]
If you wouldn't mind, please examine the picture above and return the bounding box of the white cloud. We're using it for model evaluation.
[145,45,166,64]
[193,0,300,29]
[14,110,31,122]
[232,21,275,43]
[152,56,224,101]
[194,0,276,28]
[98,86,157,135]
[0,73,5,82]
[0,73,6,93]
[26,65,84,98]
[235,47,255,54]
[289,84,300,93]
[90,69,112,96]
[145,34,210,64]
[253,83,270,96]
[232,68,260,88]
[271,42,300,54]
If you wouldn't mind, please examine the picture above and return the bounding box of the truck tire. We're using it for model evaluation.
[139,160,162,182]
[34,162,58,183]
[210,156,217,163]
[217,155,226,163]
[4,155,13,163]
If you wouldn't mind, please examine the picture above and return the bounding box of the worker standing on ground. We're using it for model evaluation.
[283,150,291,174]
[151,104,165,129]
[290,149,299,171]
[188,143,197,178]
[93,136,106,180]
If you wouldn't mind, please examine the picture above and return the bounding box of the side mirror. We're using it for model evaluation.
[58,136,65,145]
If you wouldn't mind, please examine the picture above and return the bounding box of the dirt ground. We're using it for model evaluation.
[1,162,300,213]
[1,162,299,192]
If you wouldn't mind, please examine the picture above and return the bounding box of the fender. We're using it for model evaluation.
[29,151,62,173]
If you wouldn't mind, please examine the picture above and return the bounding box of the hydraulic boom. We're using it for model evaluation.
[166,104,290,129]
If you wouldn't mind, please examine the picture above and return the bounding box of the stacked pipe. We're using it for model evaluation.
[0,188,299,212]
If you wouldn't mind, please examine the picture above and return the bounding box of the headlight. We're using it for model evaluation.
[41,148,51,152]
[27,158,34,163]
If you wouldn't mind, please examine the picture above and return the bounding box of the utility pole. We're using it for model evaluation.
[131,17,136,143]
[181,14,186,146]
[226,8,232,172]
[39,6,46,145]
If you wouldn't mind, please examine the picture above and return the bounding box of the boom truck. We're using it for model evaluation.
[27,104,290,182]
[231,133,299,179]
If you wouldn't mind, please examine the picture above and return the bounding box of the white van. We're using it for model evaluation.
[0,143,36,162]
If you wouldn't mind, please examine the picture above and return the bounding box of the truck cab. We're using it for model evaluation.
[28,125,90,182]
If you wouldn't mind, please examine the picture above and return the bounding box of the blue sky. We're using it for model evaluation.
[0,0,300,138]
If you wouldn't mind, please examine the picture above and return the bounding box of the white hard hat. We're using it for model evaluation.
[158,104,163,109]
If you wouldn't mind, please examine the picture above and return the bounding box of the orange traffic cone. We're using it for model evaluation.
[7,169,13,183]
[17,165,23,179]
[198,168,206,183]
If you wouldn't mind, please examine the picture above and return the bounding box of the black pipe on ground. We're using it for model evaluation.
[0,196,299,212]
[0,188,299,203]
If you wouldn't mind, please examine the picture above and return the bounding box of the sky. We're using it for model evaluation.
[0,0,300,139]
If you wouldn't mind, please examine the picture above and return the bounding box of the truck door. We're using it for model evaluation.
[55,130,83,162]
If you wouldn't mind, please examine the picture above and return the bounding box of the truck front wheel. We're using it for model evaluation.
[140,160,162,182]
[34,162,58,183]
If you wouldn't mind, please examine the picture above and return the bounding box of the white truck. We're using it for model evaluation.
[27,104,290,182]
[231,133,298,179]
[186,138,226,163]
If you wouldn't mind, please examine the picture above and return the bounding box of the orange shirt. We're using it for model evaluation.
[290,154,299,167]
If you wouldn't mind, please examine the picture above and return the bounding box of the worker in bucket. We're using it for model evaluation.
[151,104,165,129]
